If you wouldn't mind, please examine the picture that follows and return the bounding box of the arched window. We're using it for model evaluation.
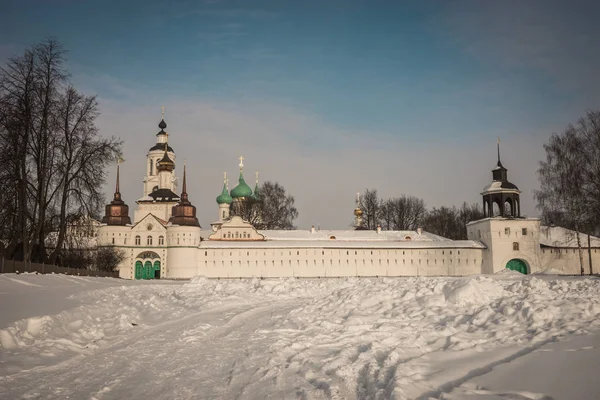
[227,232,231,238]
[135,235,141,245]
[513,242,519,251]
[222,210,226,218]
[158,235,164,245]
[147,236,153,245]
[235,232,239,238]
[149,158,153,176]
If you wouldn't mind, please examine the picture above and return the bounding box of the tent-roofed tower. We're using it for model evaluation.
[169,164,200,227]
[482,139,521,218]
[102,163,132,225]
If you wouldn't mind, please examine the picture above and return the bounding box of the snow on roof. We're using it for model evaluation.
[257,229,451,242]
[198,228,485,249]
[539,226,600,248]
[198,239,485,249]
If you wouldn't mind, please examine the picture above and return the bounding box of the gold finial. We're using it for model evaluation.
[226,178,229,190]
[161,106,165,120]
[239,156,244,170]
[223,171,227,184]
[255,171,259,184]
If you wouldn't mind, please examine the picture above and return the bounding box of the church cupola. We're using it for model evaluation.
[216,172,232,222]
[102,163,132,226]
[169,164,200,227]
[157,143,175,173]
[149,107,174,153]
[482,139,521,218]
[354,192,367,230]
[216,172,233,205]
[230,156,253,199]
[251,172,261,202]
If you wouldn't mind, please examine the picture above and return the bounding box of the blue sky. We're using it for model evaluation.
[2,0,600,228]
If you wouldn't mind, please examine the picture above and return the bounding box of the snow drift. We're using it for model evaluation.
[0,273,599,399]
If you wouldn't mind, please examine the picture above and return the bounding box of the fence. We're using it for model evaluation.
[0,258,120,278]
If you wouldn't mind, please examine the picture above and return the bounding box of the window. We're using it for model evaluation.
[513,242,519,251]
[135,235,141,245]
[522,228,528,236]
[147,236,153,245]
[222,210,226,219]
[159,236,164,245]
[505,227,510,235]
[112,238,115,244]
[124,238,127,245]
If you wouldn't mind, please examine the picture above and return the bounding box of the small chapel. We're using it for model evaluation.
[97,112,600,279]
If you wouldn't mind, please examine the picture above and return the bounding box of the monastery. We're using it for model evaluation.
[98,115,600,279]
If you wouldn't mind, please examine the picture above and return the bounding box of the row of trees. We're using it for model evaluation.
[358,189,483,240]
[0,39,122,263]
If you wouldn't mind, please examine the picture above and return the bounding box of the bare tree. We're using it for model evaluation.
[386,195,426,230]
[423,206,462,239]
[236,181,298,229]
[47,86,121,264]
[360,189,380,230]
[0,39,121,263]
[535,125,588,275]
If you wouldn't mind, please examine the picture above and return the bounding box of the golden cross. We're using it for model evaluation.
[161,106,165,120]
[239,156,244,169]
[255,171,259,183]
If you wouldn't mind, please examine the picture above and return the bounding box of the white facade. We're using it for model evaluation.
[97,118,600,279]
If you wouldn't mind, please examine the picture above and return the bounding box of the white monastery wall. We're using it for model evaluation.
[193,246,484,278]
[540,248,600,275]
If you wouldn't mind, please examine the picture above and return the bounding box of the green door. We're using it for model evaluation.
[144,261,152,279]
[135,261,143,280]
[154,261,161,279]
[506,259,528,274]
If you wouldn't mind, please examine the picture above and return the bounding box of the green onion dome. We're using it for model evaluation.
[216,183,233,204]
[230,172,253,198]
[251,182,261,201]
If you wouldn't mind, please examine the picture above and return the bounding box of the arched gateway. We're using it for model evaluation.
[506,258,528,274]
[135,251,161,280]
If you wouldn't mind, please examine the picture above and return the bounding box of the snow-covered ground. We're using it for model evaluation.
[0,272,599,399]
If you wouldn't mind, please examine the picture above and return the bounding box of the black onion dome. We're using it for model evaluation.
[149,144,174,152]
[158,119,167,130]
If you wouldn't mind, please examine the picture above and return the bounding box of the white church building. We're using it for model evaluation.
[98,115,600,279]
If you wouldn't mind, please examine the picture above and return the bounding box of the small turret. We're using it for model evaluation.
[102,162,131,226]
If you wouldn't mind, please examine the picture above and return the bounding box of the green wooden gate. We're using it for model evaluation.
[143,261,152,279]
[506,259,528,274]
[135,261,143,280]
[153,261,161,279]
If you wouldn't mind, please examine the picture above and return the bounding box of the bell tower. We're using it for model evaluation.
[482,139,521,218]
[143,108,177,196]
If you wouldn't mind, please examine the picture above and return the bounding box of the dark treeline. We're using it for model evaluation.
[0,39,122,264]
[359,189,483,240]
